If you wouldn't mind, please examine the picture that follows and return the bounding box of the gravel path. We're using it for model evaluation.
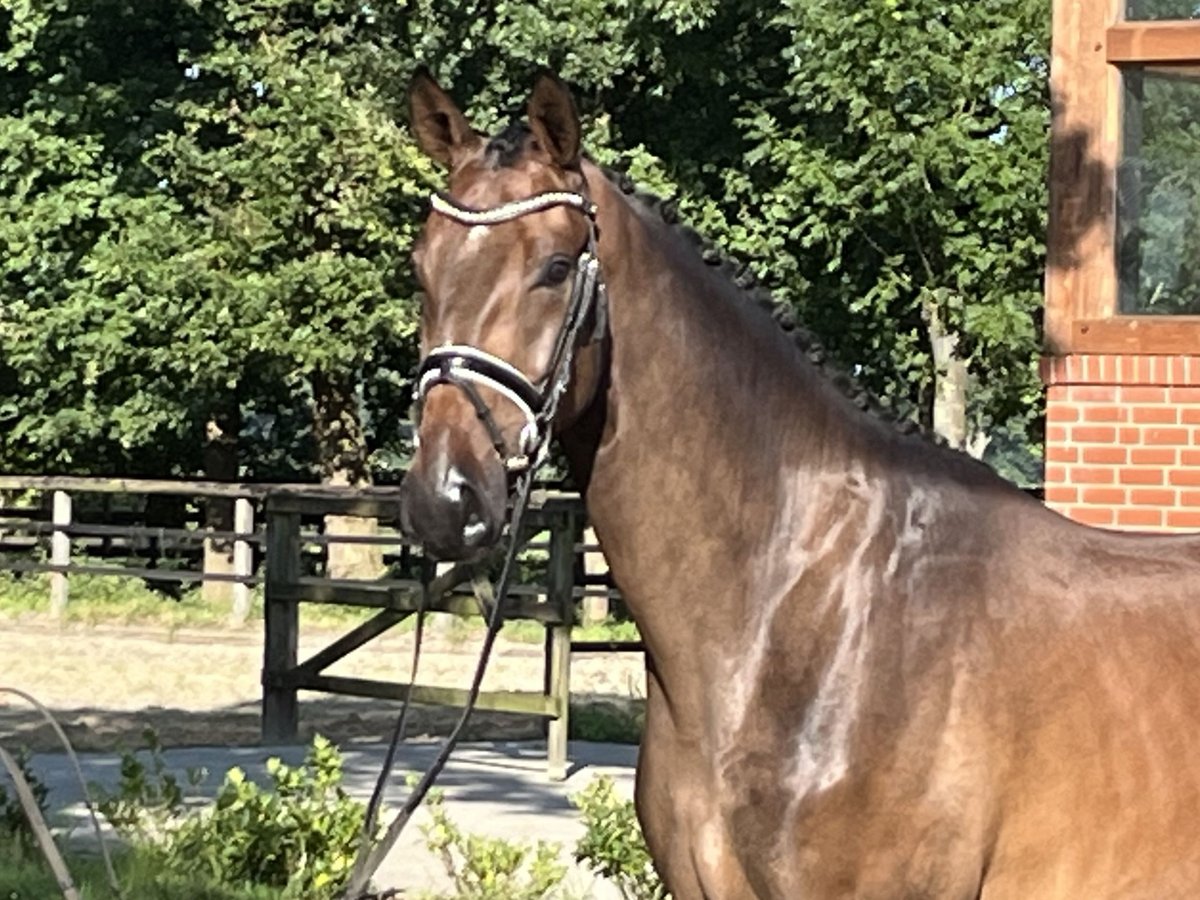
[0,620,646,753]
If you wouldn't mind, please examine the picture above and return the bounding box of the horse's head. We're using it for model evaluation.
[398,69,606,560]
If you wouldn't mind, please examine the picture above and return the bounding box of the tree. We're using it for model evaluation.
[623,0,1050,461]
[0,0,207,474]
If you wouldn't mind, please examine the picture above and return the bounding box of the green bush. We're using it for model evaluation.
[418,786,568,899]
[572,777,668,900]
[96,732,373,899]
[93,727,207,842]
[0,748,49,852]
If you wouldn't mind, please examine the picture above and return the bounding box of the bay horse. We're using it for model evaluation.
[397,69,1200,899]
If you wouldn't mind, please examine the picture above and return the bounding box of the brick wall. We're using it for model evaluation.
[1041,354,1200,532]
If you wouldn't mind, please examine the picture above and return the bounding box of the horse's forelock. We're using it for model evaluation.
[484,121,533,169]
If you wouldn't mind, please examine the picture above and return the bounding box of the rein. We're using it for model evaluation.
[341,187,605,899]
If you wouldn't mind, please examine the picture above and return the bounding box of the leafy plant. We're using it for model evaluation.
[0,747,49,852]
[158,735,370,899]
[93,727,207,842]
[569,700,644,745]
[95,732,371,899]
[419,785,568,899]
[572,777,668,900]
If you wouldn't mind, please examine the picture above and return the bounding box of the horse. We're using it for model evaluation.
[396,69,1200,899]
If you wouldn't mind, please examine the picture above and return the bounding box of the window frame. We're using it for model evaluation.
[1046,0,1200,355]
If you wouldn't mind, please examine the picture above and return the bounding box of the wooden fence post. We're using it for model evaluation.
[580,526,609,625]
[263,503,300,743]
[231,497,254,625]
[50,490,72,618]
[545,505,577,780]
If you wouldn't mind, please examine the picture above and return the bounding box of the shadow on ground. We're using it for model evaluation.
[0,692,644,755]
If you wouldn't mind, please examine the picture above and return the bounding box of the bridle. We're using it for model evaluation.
[412,188,607,473]
[342,185,608,899]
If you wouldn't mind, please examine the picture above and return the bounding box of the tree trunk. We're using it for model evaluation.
[922,296,989,459]
[311,369,382,580]
[202,400,239,605]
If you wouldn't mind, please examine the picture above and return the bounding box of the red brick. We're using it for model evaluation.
[1185,450,1200,467]
[1045,464,1069,484]
[1169,357,1190,383]
[1117,507,1164,528]
[1046,445,1079,463]
[1044,486,1078,504]
[1082,446,1127,464]
[1131,488,1177,506]
[1068,506,1116,527]
[1081,487,1126,505]
[1119,468,1165,486]
[1072,426,1117,444]
[1132,357,1155,385]
[1168,469,1200,487]
[1120,427,1143,444]
[1070,467,1116,485]
[1121,386,1169,403]
[1145,427,1190,446]
[1047,425,1069,444]
[1131,406,1178,424]
[1084,405,1128,423]
[1168,387,1200,404]
[1068,385,1118,402]
[1132,448,1178,466]
[1047,404,1080,423]
[1182,408,1200,425]
[1182,490,1200,507]
[1166,510,1200,530]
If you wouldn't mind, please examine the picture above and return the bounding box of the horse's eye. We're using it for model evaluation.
[539,256,574,288]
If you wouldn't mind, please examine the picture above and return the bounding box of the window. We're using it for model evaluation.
[1046,0,1200,354]
[1118,66,1200,314]
[1126,1,1200,21]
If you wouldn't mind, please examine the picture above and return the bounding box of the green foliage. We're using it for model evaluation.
[0,747,49,852]
[1,0,1050,480]
[419,787,568,900]
[96,733,373,900]
[0,840,281,899]
[92,727,207,843]
[572,776,667,900]
[569,700,644,745]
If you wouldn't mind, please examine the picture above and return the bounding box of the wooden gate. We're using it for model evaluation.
[261,487,583,778]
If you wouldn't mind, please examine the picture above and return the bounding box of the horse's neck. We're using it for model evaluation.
[571,169,881,703]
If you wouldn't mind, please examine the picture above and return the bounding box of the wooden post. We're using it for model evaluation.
[263,505,300,743]
[545,506,576,780]
[231,497,254,625]
[50,490,71,618]
[580,526,610,625]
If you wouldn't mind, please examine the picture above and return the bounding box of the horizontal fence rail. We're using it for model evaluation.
[0,474,636,776]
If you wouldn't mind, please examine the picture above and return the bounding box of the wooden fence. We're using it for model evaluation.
[0,475,633,777]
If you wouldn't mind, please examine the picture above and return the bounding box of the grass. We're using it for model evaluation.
[0,571,641,645]
[0,839,280,899]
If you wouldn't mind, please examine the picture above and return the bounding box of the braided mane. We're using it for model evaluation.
[598,166,928,440]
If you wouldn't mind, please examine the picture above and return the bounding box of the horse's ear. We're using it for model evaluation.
[527,71,581,168]
[408,67,480,169]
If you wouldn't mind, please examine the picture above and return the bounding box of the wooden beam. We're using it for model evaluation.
[1108,21,1200,64]
[275,672,563,718]
[1066,316,1200,354]
[1045,0,1123,353]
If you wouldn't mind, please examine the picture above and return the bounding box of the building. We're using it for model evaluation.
[1043,1,1200,530]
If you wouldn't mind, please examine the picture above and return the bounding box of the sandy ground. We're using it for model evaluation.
[0,619,647,754]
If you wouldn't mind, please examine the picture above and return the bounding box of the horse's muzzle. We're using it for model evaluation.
[398,462,506,561]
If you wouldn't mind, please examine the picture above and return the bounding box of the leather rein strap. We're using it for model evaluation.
[341,188,605,899]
